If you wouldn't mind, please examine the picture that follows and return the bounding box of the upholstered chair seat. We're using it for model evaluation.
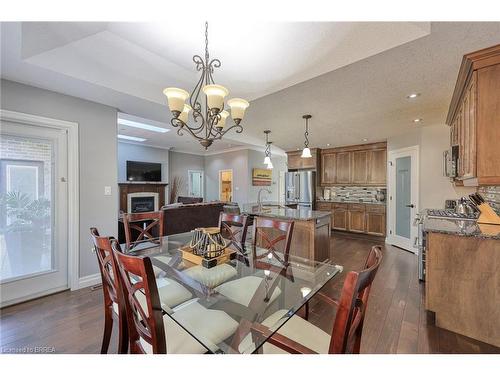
[139,299,239,354]
[215,275,281,307]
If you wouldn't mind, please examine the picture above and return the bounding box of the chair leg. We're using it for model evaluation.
[101,307,113,354]
[353,322,364,354]
[118,312,129,354]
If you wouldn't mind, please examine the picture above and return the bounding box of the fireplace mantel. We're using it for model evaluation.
[118,182,168,213]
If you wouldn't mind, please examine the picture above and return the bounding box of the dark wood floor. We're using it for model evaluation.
[1,233,499,354]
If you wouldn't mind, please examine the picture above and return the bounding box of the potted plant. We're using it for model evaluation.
[0,191,51,278]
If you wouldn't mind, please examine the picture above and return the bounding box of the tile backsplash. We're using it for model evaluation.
[478,186,500,214]
[321,186,387,203]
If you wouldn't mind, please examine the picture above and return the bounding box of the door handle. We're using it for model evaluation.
[405,204,415,208]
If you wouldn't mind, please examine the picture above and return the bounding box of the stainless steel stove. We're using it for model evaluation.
[426,209,477,220]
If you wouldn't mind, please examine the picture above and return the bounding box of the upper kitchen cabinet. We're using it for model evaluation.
[351,150,368,184]
[286,148,320,170]
[367,148,387,185]
[321,152,336,184]
[320,142,387,186]
[446,44,500,186]
[335,151,352,184]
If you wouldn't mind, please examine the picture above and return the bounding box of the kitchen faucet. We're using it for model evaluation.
[257,188,272,209]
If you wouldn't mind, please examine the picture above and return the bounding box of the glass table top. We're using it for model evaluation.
[121,232,342,354]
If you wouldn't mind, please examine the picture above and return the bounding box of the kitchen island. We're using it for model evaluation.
[423,213,500,347]
[241,203,331,262]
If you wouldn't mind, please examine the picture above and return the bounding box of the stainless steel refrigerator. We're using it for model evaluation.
[285,171,316,209]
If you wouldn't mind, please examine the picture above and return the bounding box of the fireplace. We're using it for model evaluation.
[118,182,167,213]
[127,192,159,213]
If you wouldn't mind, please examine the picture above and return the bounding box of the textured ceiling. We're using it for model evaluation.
[1,22,500,153]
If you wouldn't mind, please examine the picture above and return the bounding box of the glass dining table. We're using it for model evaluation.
[121,232,342,354]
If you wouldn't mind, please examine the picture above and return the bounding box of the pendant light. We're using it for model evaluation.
[301,114,312,158]
[263,130,273,169]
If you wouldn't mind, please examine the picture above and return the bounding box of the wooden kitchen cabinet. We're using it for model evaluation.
[447,44,500,185]
[321,152,336,184]
[286,148,319,170]
[335,152,351,184]
[351,151,368,184]
[320,142,387,186]
[347,203,366,233]
[332,203,348,231]
[367,149,387,185]
[320,201,386,236]
[287,152,302,170]
[365,205,386,236]
[426,232,500,347]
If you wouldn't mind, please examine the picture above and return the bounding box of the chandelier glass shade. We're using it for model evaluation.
[163,22,249,149]
[301,114,312,158]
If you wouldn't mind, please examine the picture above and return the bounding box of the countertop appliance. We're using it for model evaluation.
[443,145,458,178]
[285,171,316,209]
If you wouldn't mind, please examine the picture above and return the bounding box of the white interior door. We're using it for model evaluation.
[387,146,419,253]
[188,170,204,198]
[0,121,69,306]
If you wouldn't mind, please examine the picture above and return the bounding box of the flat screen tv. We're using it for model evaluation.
[126,161,162,182]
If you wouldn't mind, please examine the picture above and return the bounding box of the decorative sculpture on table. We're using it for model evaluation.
[189,227,227,258]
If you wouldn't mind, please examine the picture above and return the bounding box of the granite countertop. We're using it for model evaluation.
[422,211,500,240]
[241,203,331,221]
[317,199,386,205]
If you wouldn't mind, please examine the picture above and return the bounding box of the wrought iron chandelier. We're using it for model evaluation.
[163,22,250,149]
[301,114,312,158]
[263,130,273,169]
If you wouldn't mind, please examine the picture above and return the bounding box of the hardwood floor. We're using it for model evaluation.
[1,233,499,354]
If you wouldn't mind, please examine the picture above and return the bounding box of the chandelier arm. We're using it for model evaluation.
[171,118,206,142]
[190,56,207,111]
[214,123,244,140]
[207,59,221,84]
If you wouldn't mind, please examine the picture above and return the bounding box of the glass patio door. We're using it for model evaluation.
[0,120,68,306]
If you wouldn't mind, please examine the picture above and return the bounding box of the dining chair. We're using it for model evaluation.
[251,245,383,354]
[122,210,164,250]
[252,217,294,266]
[219,212,250,252]
[215,217,294,307]
[110,240,239,354]
[90,228,128,354]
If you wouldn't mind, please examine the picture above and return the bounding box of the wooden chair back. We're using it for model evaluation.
[122,211,164,250]
[252,217,294,266]
[111,240,166,354]
[219,212,250,251]
[90,228,121,307]
[329,246,382,354]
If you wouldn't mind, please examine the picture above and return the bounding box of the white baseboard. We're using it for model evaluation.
[76,273,101,289]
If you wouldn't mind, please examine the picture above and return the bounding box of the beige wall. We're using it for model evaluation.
[1,79,118,278]
[388,124,476,210]
[168,151,205,200]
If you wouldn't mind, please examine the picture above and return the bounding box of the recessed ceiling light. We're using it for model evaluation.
[326,143,331,146]
[406,93,420,99]
[413,118,423,123]
[117,134,146,142]
[118,118,170,133]
[362,138,368,142]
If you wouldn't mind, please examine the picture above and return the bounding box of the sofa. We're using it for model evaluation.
[162,202,225,235]
[177,196,203,204]
[117,202,226,243]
